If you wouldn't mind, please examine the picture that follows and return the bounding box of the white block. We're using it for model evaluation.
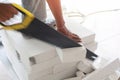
[0,30,28,80]
[29,67,53,80]
[54,67,77,80]
[56,46,86,63]
[83,59,120,80]
[29,48,57,65]
[104,70,120,80]
[77,60,94,74]
[0,30,21,68]
[11,63,28,80]
[76,71,86,78]
[64,77,82,80]
[32,67,77,80]
[31,57,61,73]
[53,62,78,74]
[5,31,57,73]
[7,31,55,57]
[33,75,54,80]
[104,73,119,80]
[107,71,120,80]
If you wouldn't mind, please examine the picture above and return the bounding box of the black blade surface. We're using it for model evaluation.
[18,18,98,60]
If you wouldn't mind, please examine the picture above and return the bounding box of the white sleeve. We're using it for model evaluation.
[0,0,9,3]
[0,0,22,5]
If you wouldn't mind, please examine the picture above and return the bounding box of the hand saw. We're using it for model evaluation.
[0,3,98,61]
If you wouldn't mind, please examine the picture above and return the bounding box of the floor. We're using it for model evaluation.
[1,0,120,79]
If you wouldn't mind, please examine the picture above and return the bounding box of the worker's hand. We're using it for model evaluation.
[0,3,18,22]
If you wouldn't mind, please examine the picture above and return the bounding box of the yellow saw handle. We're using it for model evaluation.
[0,3,34,30]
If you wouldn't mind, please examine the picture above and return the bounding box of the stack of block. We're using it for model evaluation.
[2,27,120,80]
[1,21,99,80]
[63,59,120,80]
[3,30,86,80]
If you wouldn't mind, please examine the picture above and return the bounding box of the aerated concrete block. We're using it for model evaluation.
[64,77,82,80]
[32,67,77,80]
[31,57,61,73]
[54,67,77,80]
[53,62,78,74]
[56,46,86,63]
[29,67,53,80]
[77,60,94,74]
[106,71,120,80]
[29,48,58,65]
[33,75,54,80]
[5,31,57,73]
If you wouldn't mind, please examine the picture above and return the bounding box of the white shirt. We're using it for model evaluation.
[0,0,22,4]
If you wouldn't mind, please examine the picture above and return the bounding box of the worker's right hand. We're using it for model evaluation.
[0,3,18,22]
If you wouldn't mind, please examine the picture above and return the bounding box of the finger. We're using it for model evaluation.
[1,4,18,18]
[0,16,7,22]
[0,11,13,21]
[2,4,17,20]
[9,4,18,15]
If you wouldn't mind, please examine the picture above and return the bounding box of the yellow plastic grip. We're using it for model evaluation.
[2,3,34,30]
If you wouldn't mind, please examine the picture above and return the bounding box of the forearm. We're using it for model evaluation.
[46,0,65,28]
